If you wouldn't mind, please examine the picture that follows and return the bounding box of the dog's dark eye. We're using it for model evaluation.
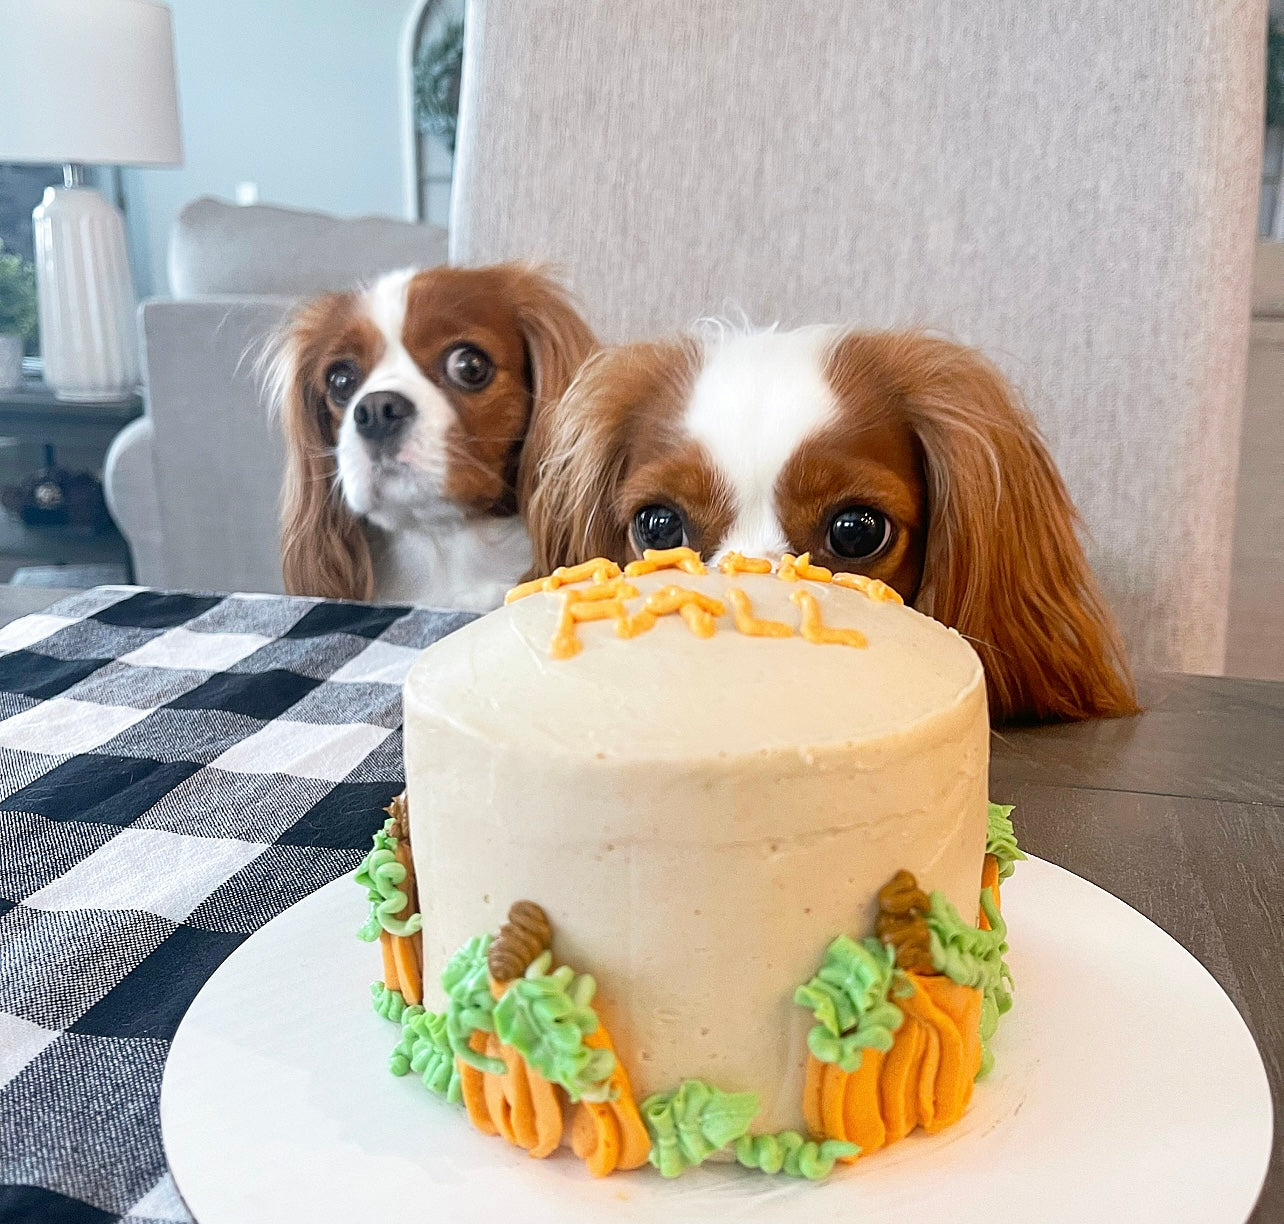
[325,361,361,406]
[632,504,687,552]
[828,506,892,560]
[444,344,495,390]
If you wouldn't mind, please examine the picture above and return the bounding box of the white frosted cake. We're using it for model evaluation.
[355,550,1021,1181]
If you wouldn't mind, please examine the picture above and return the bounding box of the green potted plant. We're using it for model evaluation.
[0,245,38,392]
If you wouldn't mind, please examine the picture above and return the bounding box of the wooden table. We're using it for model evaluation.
[0,591,1276,1217]
[992,673,1282,1220]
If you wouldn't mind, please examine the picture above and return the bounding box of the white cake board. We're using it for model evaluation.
[161,857,1272,1223]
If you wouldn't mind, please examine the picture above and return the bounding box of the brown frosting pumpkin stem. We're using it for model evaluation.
[488,900,553,983]
[384,791,410,842]
[875,869,936,974]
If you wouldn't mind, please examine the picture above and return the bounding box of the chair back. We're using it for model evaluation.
[452,0,1265,673]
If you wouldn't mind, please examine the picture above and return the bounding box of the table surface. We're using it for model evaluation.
[995,673,1282,1221]
[0,587,1278,1220]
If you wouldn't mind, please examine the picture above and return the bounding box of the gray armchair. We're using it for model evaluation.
[105,198,448,593]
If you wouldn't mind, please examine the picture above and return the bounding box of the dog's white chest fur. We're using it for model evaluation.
[369,516,532,612]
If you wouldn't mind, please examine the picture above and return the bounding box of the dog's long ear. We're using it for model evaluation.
[890,333,1139,723]
[523,336,701,574]
[492,265,598,512]
[266,299,375,602]
[522,346,634,574]
[524,336,705,575]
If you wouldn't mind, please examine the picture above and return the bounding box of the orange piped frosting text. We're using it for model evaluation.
[505,558,622,604]
[506,553,905,658]
[791,590,869,649]
[623,546,708,577]
[832,571,903,604]
[727,587,793,638]
[718,551,773,575]
[788,552,835,583]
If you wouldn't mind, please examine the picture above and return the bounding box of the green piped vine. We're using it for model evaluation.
[927,888,1013,1077]
[354,818,422,941]
[793,935,906,1071]
[491,950,616,1102]
[926,890,1011,995]
[641,1079,760,1178]
[978,991,1005,1078]
[441,933,505,1074]
[390,1005,462,1102]
[986,803,1026,881]
[734,1131,858,1179]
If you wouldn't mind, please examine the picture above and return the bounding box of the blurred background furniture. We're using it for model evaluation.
[0,0,183,401]
[452,0,1265,679]
[104,197,447,592]
[1228,240,1284,680]
[0,378,140,584]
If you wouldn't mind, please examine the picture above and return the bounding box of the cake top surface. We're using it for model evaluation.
[404,551,985,760]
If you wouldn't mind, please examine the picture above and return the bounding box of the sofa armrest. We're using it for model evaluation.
[135,296,295,593]
[104,417,164,585]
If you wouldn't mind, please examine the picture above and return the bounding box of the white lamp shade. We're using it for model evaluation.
[0,0,182,166]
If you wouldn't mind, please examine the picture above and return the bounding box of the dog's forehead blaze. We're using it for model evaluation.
[400,267,528,376]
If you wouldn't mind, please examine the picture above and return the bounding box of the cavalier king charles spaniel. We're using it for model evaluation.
[270,263,595,611]
[526,325,1139,724]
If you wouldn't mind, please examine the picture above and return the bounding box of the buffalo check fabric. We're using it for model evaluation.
[0,588,474,1224]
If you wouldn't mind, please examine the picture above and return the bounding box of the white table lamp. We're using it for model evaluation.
[0,0,182,402]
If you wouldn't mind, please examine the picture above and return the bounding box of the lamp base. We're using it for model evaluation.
[32,183,140,402]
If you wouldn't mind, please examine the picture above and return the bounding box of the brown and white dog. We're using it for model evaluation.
[269,263,595,611]
[527,325,1139,724]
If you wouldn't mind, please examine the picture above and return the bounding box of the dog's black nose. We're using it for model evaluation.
[353,391,415,443]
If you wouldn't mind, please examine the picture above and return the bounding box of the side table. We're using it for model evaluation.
[0,377,143,579]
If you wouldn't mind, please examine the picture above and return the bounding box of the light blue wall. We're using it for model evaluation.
[122,0,416,298]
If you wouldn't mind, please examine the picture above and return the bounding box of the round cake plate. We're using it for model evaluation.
[161,856,1272,1224]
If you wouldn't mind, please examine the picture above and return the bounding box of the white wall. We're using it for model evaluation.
[121,0,415,298]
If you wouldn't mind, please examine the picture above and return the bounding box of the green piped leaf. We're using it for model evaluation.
[491,954,614,1102]
[371,980,409,1023]
[794,935,904,1071]
[734,1131,858,1179]
[986,802,1026,881]
[391,1006,462,1103]
[440,934,505,1074]
[641,1080,760,1178]
[353,818,422,941]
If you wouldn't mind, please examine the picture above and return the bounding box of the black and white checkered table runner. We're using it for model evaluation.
[0,587,474,1224]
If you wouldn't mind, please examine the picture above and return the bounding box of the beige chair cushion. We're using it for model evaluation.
[452,0,1264,675]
